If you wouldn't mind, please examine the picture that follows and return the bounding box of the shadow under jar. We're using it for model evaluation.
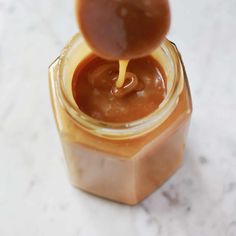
[48,33,192,205]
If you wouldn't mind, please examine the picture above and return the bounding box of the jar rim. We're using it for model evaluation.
[56,33,184,140]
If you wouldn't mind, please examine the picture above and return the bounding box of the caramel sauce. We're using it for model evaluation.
[116,60,129,88]
[72,55,166,123]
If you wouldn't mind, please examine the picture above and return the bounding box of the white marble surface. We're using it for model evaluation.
[0,0,236,235]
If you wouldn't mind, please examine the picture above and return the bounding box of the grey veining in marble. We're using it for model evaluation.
[0,0,236,235]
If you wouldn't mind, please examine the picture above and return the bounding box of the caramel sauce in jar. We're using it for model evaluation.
[72,55,166,123]
[48,0,192,205]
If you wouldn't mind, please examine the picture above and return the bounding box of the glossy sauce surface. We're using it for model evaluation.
[76,0,170,60]
[72,55,167,123]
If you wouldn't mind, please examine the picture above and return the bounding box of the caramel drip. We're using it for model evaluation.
[87,59,141,97]
[112,72,144,98]
[116,60,129,88]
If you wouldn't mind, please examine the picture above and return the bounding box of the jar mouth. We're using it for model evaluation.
[57,33,184,139]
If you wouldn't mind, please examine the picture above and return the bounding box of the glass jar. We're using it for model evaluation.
[48,33,192,205]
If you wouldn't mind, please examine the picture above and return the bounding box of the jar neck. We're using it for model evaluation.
[56,33,184,140]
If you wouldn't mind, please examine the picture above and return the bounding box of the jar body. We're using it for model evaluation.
[49,35,192,205]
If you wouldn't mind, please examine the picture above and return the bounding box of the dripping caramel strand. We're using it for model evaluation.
[116,60,129,88]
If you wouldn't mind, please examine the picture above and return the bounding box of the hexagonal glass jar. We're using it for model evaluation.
[48,33,192,205]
